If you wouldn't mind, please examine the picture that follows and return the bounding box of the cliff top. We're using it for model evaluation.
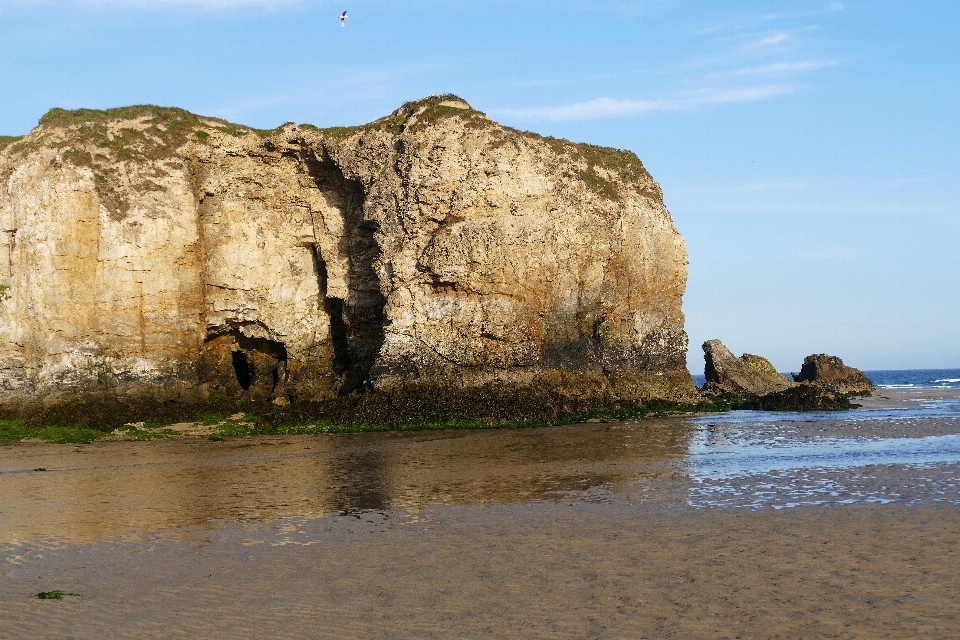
[3,95,655,202]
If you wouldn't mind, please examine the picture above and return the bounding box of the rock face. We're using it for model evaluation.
[0,97,696,415]
[700,340,867,411]
[755,384,852,411]
[702,339,794,397]
[792,354,875,396]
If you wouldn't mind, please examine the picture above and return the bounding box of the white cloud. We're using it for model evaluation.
[1,0,304,9]
[715,59,838,79]
[744,32,789,50]
[494,85,794,122]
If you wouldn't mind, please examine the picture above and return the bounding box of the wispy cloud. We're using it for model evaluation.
[494,85,793,122]
[497,2,841,125]
[744,32,790,49]
[708,59,838,80]
[2,0,304,9]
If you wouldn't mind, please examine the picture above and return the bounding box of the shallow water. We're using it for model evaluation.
[2,389,960,543]
[4,388,960,638]
[681,393,960,508]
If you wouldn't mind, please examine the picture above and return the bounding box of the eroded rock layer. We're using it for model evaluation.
[0,97,695,413]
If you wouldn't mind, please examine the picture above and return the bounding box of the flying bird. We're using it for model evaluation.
[340,11,347,28]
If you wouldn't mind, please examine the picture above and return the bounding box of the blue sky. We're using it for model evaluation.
[2,0,958,372]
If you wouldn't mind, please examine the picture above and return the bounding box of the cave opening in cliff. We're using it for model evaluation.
[236,335,288,398]
[231,350,252,390]
[205,326,289,400]
[305,152,387,396]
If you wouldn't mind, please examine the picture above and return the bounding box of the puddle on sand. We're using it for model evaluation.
[689,432,960,478]
[3,391,960,543]
[688,463,960,510]
[685,396,960,509]
[0,419,694,543]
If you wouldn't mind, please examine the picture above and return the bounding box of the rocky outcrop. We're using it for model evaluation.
[0,96,696,419]
[700,340,866,411]
[701,339,794,397]
[755,384,852,411]
[792,354,875,396]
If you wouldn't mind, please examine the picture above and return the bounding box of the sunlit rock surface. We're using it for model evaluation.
[792,354,876,396]
[0,97,695,412]
[701,339,795,397]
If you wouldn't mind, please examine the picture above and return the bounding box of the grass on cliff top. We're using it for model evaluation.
[306,94,490,141]
[402,94,490,129]
[33,105,256,157]
[0,135,24,152]
[508,129,656,203]
[8,105,268,168]
[6,105,266,219]
[305,93,650,203]
[10,98,652,210]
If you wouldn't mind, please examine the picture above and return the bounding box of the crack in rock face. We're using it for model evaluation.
[0,96,697,413]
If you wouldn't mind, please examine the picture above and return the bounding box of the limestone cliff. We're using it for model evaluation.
[0,96,695,416]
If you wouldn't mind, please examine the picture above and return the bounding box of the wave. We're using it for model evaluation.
[934,378,960,383]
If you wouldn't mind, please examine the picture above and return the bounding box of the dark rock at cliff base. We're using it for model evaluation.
[755,383,853,411]
[792,354,875,396]
[3,381,698,433]
[702,339,795,397]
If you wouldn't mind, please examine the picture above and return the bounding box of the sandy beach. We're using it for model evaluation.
[2,388,959,638]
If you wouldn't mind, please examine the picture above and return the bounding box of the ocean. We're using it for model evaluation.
[691,368,960,390]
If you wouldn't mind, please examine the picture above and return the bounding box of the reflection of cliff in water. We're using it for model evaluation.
[326,447,389,514]
[0,420,696,543]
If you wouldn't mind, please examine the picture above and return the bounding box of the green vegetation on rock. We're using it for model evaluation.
[0,135,24,152]
[36,591,80,600]
[111,423,181,440]
[740,354,784,379]
[0,392,734,445]
[312,94,489,141]
[0,419,102,444]
[512,130,655,202]
[7,105,261,219]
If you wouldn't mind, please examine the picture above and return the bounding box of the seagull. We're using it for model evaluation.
[340,11,347,28]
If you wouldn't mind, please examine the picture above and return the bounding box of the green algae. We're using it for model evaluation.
[0,420,102,444]
[36,591,80,600]
[111,423,180,441]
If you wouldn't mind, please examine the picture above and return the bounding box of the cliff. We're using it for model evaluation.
[0,96,695,421]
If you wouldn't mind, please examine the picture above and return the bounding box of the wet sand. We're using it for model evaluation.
[2,503,959,638]
[2,388,960,638]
